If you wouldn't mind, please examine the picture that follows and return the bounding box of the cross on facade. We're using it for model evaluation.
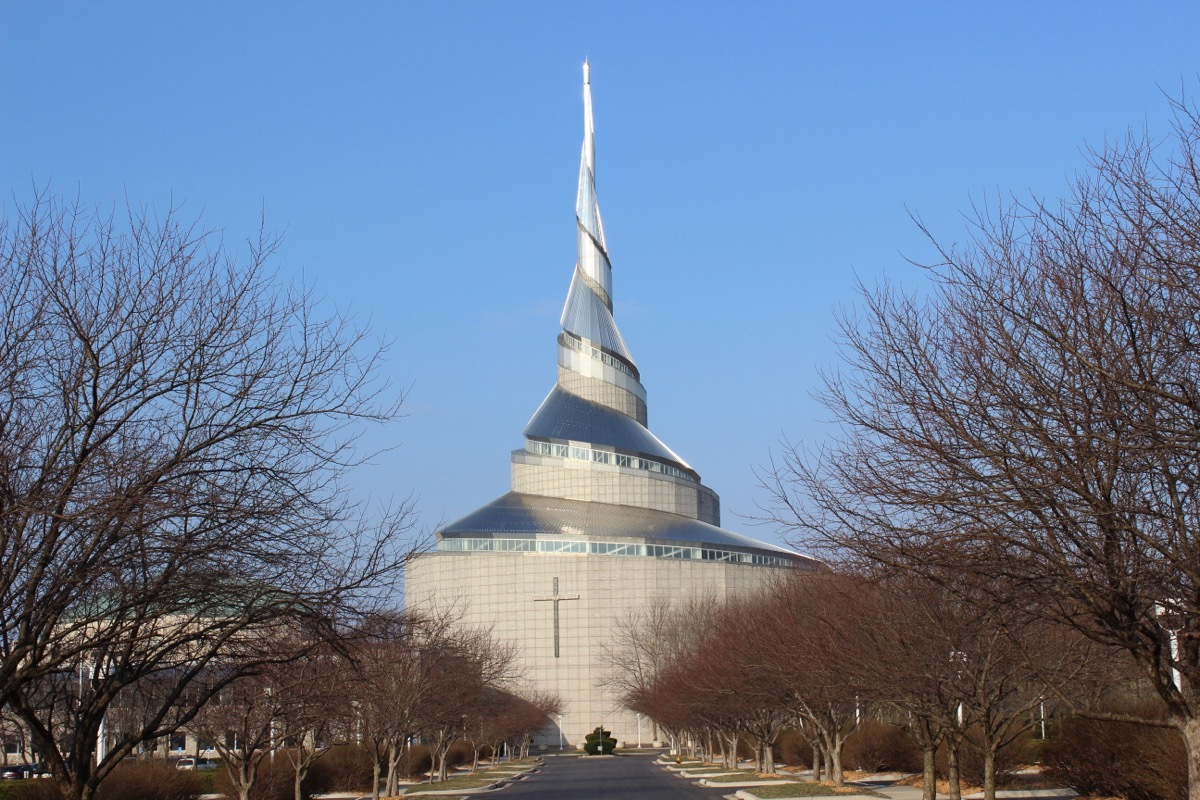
[532,577,580,658]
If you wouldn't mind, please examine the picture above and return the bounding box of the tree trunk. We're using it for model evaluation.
[831,734,845,788]
[386,741,403,796]
[371,759,381,800]
[982,745,996,800]
[946,740,961,800]
[435,743,448,782]
[237,765,253,800]
[1182,718,1200,800]
[820,732,836,785]
[922,746,937,800]
[812,744,822,781]
[294,768,304,800]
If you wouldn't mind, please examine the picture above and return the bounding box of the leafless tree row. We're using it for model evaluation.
[617,574,1104,800]
[763,90,1200,799]
[0,191,416,800]
[186,609,549,800]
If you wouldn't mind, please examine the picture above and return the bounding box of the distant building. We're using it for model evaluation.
[405,62,819,749]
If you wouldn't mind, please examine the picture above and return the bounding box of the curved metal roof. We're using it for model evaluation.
[439,491,813,562]
[524,386,694,474]
[560,268,632,363]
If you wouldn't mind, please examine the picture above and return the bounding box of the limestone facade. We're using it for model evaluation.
[405,549,796,748]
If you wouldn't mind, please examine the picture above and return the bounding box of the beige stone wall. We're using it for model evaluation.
[511,451,720,526]
[405,550,794,749]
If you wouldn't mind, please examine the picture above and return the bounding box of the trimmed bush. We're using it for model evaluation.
[0,779,60,800]
[961,730,1031,787]
[403,745,432,778]
[843,722,921,773]
[303,745,372,793]
[775,729,812,768]
[583,727,616,755]
[1043,714,1185,800]
[97,763,203,800]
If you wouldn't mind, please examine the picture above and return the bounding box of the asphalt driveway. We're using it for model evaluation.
[499,754,732,800]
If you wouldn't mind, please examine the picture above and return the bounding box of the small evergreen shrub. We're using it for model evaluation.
[583,727,616,755]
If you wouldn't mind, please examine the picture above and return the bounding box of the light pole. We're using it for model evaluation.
[636,713,642,748]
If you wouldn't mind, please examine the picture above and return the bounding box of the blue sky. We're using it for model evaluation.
[3,2,1199,555]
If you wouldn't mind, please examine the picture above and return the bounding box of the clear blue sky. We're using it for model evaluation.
[3,2,1198,554]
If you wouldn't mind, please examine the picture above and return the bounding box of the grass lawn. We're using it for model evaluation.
[682,768,737,775]
[403,762,538,796]
[704,772,786,783]
[404,773,498,794]
[747,782,888,798]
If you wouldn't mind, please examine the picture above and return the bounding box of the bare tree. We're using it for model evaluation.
[0,192,415,800]
[192,674,283,800]
[410,621,513,782]
[349,639,417,800]
[765,90,1200,800]
[274,653,351,800]
[0,706,30,766]
[604,596,721,747]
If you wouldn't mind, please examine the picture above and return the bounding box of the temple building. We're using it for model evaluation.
[404,62,819,749]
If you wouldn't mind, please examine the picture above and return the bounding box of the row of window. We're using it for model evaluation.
[438,537,795,567]
[525,439,697,483]
[560,332,637,379]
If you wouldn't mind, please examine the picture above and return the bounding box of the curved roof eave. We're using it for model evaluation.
[438,491,818,564]
[523,386,695,474]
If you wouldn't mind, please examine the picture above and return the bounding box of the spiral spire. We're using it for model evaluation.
[520,62,706,495]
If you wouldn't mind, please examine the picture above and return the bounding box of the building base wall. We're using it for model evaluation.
[405,550,793,749]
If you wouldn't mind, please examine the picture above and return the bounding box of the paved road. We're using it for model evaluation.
[500,755,732,800]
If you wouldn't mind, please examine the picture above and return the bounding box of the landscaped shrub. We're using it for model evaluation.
[843,722,921,773]
[303,745,372,793]
[215,758,294,800]
[774,729,811,768]
[400,742,472,779]
[931,728,1033,788]
[583,727,616,755]
[960,729,1032,787]
[1043,714,1185,800]
[403,744,432,778]
[0,778,61,800]
[96,762,204,800]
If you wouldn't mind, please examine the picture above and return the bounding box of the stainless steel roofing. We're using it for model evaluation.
[439,491,812,561]
[524,386,694,474]
[560,267,632,363]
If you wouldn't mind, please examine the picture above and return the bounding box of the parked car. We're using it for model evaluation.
[1,764,44,780]
[175,758,216,770]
